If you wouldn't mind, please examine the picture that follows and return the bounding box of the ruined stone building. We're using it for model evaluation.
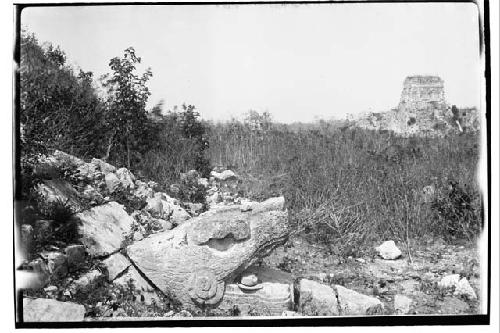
[398,75,447,112]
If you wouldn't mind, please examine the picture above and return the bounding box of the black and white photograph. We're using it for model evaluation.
[8,0,499,328]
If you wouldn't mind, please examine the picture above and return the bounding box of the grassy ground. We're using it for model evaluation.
[208,124,483,252]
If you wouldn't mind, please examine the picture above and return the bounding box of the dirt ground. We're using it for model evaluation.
[264,235,482,315]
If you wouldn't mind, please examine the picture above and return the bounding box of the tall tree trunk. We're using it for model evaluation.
[102,131,115,162]
[126,137,131,170]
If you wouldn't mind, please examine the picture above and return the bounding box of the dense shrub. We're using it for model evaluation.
[431,179,483,241]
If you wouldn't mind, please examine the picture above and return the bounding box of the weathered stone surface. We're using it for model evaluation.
[298,279,339,316]
[335,285,383,315]
[72,202,134,256]
[23,298,85,322]
[65,245,86,270]
[68,270,105,295]
[91,158,116,174]
[102,252,131,281]
[398,76,446,112]
[126,197,289,311]
[116,168,135,189]
[375,240,402,260]
[438,274,461,289]
[240,273,258,287]
[44,252,68,279]
[210,170,237,181]
[438,296,470,314]
[114,266,160,305]
[133,181,154,199]
[38,150,85,173]
[170,205,191,225]
[36,179,84,214]
[454,277,477,299]
[76,162,99,181]
[105,173,121,194]
[217,265,293,316]
[394,294,412,314]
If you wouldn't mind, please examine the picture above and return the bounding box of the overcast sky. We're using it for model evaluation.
[22,3,481,123]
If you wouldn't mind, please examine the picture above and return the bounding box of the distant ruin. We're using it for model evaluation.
[398,75,447,112]
[352,75,479,136]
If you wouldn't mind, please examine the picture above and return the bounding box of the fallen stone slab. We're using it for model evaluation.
[298,279,339,316]
[22,298,85,322]
[72,202,134,257]
[335,285,383,315]
[126,197,289,312]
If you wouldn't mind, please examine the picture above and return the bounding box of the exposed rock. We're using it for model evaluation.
[36,179,83,214]
[39,150,85,173]
[454,277,477,299]
[335,285,383,315]
[133,181,154,199]
[114,266,160,305]
[82,185,104,205]
[240,273,258,287]
[438,296,470,314]
[23,298,85,322]
[69,270,105,295]
[170,205,191,225]
[438,274,461,289]
[133,231,144,241]
[102,252,131,281]
[282,311,300,316]
[105,173,121,194]
[207,192,222,206]
[186,202,204,216]
[72,202,134,257]
[240,203,252,212]
[44,252,68,279]
[375,240,402,260]
[298,279,339,316]
[394,294,412,314]
[159,219,174,231]
[65,245,86,270]
[198,178,209,187]
[76,162,100,181]
[116,168,135,190]
[145,196,166,218]
[91,158,116,174]
[217,266,294,316]
[210,170,237,181]
[126,197,289,311]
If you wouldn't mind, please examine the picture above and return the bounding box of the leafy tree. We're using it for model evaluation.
[20,30,106,160]
[101,47,152,169]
